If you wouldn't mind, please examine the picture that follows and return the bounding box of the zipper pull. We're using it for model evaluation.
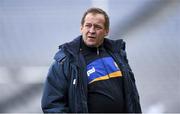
[97,47,99,55]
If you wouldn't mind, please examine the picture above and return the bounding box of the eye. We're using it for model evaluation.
[95,25,103,30]
[84,24,91,28]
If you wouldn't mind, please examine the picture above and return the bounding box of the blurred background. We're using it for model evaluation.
[0,0,179,113]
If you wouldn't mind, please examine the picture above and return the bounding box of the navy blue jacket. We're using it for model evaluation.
[41,35,142,113]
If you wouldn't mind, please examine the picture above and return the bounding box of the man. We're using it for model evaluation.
[41,7,141,113]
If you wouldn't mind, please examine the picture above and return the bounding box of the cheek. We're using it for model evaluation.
[97,31,106,37]
[81,29,88,35]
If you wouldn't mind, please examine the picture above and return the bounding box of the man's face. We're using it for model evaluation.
[80,13,109,47]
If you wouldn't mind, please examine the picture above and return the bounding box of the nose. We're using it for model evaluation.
[89,26,95,33]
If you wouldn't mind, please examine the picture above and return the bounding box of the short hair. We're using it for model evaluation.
[81,7,110,30]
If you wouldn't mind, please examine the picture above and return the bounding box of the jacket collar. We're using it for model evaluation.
[62,35,82,56]
[59,35,125,58]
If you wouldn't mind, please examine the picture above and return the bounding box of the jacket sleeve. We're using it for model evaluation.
[121,41,142,112]
[41,60,69,113]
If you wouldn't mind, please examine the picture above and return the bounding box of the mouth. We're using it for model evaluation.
[88,36,96,39]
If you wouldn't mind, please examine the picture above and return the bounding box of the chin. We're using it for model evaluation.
[84,40,97,47]
[86,43,97,47]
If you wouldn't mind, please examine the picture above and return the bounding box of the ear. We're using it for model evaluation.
[104,29,109,36]
[80,25,83,34]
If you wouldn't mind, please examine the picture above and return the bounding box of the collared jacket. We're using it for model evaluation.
[41,35,142,113]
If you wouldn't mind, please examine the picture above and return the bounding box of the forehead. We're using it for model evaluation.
[84,13,105,25]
